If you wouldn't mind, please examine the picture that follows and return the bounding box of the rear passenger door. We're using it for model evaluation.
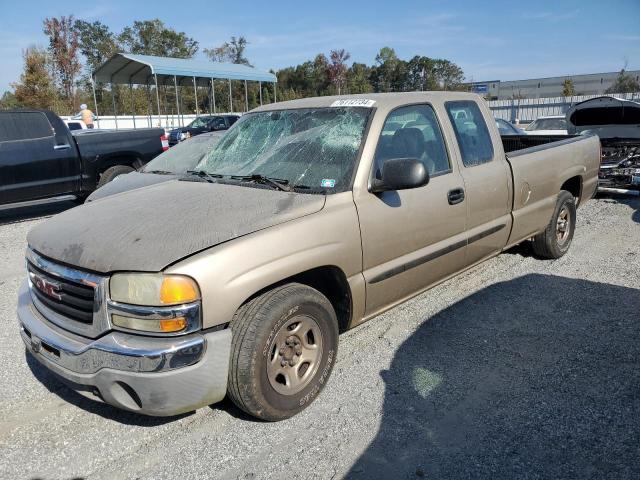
[0,111,80,205]
[356,104,468,316]
[444,100,512,265]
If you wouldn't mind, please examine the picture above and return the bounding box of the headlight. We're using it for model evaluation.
[108,273,201,334]
[110,273,199,306]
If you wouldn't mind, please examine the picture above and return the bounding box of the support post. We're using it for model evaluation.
[211,77,216,113]
[228,79,233,113]
[244,80,248,112]
[91,76,100,129]
[259,81,262,106]
[146,82,151,127]
[154,74,161,127]
[193,76,199,116]
[129,82,136,129]
[209,79,213,115]
[110,81,118,130]
[174,75,181,127]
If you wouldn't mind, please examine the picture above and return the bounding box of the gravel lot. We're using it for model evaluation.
[0,195,638,480]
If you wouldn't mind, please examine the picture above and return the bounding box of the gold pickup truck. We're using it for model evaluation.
[18,92,600,420]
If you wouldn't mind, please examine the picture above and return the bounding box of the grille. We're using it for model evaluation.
[27,261,95,324]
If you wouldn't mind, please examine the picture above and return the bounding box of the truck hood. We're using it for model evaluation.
[28,180,326,273]
[85,171,177,202]
[566,96,640,139]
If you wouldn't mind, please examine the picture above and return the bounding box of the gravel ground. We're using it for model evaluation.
[0,195,638,480]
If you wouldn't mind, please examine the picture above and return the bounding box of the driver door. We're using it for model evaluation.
[355,104,468,316]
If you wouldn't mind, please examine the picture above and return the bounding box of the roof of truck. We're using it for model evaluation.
[251,91,482,112]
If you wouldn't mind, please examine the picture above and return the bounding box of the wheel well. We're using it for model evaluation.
[560,176,582,204]
[99,157,141,174]
[247,266,352,333]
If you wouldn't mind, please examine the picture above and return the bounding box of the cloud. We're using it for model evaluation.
[521,9,580,22]
[604,34,640,42]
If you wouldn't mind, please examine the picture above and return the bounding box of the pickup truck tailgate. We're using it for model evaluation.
[505,135,600,246]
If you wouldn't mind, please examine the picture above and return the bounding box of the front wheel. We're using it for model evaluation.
[228,283,339,421]
[532,190,576,259]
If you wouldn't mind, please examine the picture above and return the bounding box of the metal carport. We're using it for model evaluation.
[92,53,278,128]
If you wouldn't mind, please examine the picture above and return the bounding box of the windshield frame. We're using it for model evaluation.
[193,106,376,194]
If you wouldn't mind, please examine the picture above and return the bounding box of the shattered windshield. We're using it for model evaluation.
[195,107,371,191]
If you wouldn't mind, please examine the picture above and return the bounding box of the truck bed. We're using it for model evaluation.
[503,134,601,248]
[501,134,576,153]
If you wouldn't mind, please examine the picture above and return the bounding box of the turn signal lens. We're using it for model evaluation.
[160,276,199,305]
[159,317,188,332]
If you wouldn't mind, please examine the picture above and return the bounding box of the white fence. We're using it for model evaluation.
[488,92,640,123]
[67,112,242,131]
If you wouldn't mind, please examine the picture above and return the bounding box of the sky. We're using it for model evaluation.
[1,0,639,93]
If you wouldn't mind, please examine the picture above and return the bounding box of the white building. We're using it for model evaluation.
[468,70,640,99]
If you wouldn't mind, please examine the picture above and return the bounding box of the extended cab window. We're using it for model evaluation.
[0,112,53,143]
[445,101,494,167]
[374,105,450,176]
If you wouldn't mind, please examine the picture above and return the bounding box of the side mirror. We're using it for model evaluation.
[371,158,429,193]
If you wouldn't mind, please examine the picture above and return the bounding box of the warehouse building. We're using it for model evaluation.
[468,70,640,99]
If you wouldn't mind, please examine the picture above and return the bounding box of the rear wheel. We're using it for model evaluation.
[228,283,339,421]
[532,190,576,259]
[97,165,134,188]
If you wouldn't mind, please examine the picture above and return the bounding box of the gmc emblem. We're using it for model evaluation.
[31,273,62,301]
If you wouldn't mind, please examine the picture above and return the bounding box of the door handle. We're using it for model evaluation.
[447,188,465,205]
[54,144,71,150]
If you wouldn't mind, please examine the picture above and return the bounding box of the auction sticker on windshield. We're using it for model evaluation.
[321,179,336,188]
[330,99,376,108]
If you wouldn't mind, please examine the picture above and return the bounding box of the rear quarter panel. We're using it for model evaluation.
[506,134,600,246]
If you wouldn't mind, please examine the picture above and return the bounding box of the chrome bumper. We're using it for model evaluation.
[18,281,231,416]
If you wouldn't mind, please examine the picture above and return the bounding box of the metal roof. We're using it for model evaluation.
[93,53,277,86]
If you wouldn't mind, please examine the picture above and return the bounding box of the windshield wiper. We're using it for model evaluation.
[145,169,173,175]
[184,170,223,183]
[231,174,292,192]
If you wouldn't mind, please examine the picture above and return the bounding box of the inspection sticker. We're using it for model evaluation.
[330,99,376,108]
[321,179,336,188]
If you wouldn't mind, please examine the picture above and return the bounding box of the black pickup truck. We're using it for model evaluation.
[0,109,167,209]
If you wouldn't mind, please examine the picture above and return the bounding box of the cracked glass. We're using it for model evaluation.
[196,107,371,191]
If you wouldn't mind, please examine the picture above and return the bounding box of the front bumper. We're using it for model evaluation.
[18,281,231,416]
[598,165,640,189]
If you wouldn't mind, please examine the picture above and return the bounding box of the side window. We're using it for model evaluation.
[445,101,494,167]
[374,104,451,176]
[0,112,53,143]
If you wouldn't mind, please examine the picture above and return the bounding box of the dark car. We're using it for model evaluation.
[0,109,168,210]
[168,115,239,146]
[86,131,226,202]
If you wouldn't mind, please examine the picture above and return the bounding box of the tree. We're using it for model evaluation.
[12,47,56,109]
[43,15,81,111]
[347,63,373,94]
[605,69,640,94]
[372,47,400,92]
[118,19,198,58]
[73,20,118,73]
[204,36,251,65]
[0,91,20,109]
[327,49,351,94]
[562,79,576,96]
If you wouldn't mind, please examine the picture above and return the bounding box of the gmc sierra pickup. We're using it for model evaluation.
[18,92,600,421]
[0,109,168,209]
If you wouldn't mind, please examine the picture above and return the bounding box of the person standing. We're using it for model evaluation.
[80,104,95,129]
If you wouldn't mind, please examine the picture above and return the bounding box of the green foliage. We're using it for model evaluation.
[0,91,20,109]
[73,20,118,73]
[562,79,576,96]
[118,19,198,58]
[605,69,640,94]
[12,47,56,110]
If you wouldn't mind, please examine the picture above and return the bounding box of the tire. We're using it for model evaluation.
[228,283,339,421]
[532,190,576,259]
[97,165,134,188]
